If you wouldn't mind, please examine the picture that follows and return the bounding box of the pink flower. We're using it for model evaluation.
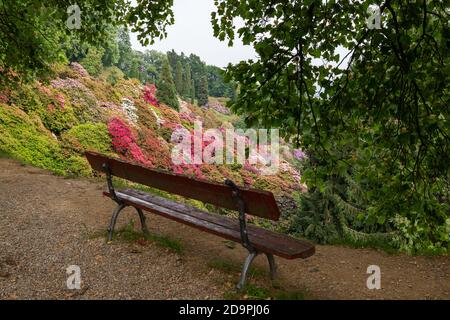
[143,84,158,106]
[293,148,306,160]
[108,117,152,167]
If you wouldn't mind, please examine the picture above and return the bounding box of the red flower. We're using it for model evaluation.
[108,117,153,167]
[143,84,158,106]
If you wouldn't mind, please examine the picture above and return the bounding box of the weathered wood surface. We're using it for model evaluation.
[104,189,315,259]
[86,151,281,221]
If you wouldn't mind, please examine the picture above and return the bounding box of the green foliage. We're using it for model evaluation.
[0,104,90,176]
[39,104,77,134]
[166,50,235,100]
[190,78,195,104]
[175,61,183,94]
[198,75,209,106]
[10,82,77,134]
[0,1,174,81]
[112,220,183,254]
[289,190,340,244]
[62,123,112,154]
[157,59,179,110]
[183,64,192,99]
[100,66,124,86]
[212,0,450,253]
[101,26,120,67]
[80,48,105,77]
[206,65,236,98]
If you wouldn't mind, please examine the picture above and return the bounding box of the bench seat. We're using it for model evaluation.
[104,188,315,260]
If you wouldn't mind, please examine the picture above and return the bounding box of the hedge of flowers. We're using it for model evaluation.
[143,84,158,107]
[1,62,304,198]
[108,117,152,167]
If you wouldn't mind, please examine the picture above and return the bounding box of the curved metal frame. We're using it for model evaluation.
[225,179,277,290]
[103,163,149,241]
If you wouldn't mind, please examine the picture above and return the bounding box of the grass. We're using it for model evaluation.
[91,220,183,254]
[0,150,11,158]
[223,283,310,300]
[329,236,400,255]
[208,257,267,279]
[208,257,310,300]
[0,149,29,167]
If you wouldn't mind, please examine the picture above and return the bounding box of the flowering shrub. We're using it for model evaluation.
[51,78,87,90]
[179,110,196,125]
[143,84,158,106]
[293,148,306,160]
[152,108,165,127]
[1,62,304,201]
[0,93,9,104]
[243,162,260,174]
[158,103,181,125]
[139,128,172,168]
[120,98,138,124]
[108,117,152,167]
[69,62,90,77]
[97,101,119,109]
[54,93,65,109]
[209,100,231,115]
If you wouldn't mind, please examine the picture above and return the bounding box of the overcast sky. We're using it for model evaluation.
[130,0,257,68]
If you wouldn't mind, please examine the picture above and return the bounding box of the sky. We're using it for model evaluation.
[130,0,257,68]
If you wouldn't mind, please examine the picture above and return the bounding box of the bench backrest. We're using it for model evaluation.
[85,152,281,221]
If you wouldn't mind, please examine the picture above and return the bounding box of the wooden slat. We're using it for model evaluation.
[86,151,281,221]
[123,189,313,255]
[104,189,315,259]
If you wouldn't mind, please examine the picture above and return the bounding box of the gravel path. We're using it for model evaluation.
[0,158,449,299]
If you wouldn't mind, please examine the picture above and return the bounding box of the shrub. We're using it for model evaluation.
[80,48,104,77]
[143,84,158,106]
[62,123,112,154]
[108,117,152,167]
[100,66,124,86]
[0,104,90,176]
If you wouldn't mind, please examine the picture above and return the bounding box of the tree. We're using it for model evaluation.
[183,64,192,99]
[116,27,134,76]
[174,61,183,94]
[0,0,175,82]
[190,79,195,105]
[198,76,209,107]
[80,48,104,76]
[101,26,120,67]
[212,0,450,252]
[157,59,179,110]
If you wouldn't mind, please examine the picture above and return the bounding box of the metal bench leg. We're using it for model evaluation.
[135,208,149,234]
[265,253,277,280]
[107,203,126,241]
[236,251,258,290]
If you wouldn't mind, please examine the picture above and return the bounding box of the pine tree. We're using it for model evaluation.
[157,60,179,110]
[190,78,195,104]
[183,64,192,99]
[175,61,183,94]
[198,75,209,107]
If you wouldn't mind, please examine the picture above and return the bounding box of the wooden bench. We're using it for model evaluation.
[85,151,315,289]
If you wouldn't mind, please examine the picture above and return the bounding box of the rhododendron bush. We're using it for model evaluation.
[1,62,304,202]
[108,117,152,167]
[143,84,158,106]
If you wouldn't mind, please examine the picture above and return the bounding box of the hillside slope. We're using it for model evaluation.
[0,63,304,205]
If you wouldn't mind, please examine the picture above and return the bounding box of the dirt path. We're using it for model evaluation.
[0,158,449,300]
